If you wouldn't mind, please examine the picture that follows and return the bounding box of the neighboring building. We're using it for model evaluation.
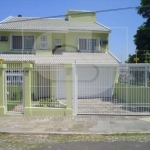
[0,10,110,55]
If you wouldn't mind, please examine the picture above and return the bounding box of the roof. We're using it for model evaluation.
[0,16,110,32]
[0,52,120,64]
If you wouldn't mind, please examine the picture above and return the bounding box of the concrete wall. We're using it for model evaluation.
[0,62,73,116]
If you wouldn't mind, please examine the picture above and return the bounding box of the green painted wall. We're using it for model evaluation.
[0,32,10,53]
[0,31,109,54]
[52,33,66,53]
[65,32,109,52]
[66,11,96,22]
[114,83,150,103]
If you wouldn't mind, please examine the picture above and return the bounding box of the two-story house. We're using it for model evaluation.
[0,10,120,113]
[0,10,110,55]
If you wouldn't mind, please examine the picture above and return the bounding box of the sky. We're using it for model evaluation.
[0,0,144,63]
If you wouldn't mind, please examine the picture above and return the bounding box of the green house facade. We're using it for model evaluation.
[0,10,110,55]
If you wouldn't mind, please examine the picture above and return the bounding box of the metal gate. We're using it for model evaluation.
[73,64,150,115]
[5,69,24,114]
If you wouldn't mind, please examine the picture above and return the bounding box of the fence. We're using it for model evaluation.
[74,64,150,115]
[0,62,150,116]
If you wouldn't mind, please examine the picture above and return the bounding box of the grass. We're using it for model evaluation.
[0,133,150,149]
[7,104,16,110]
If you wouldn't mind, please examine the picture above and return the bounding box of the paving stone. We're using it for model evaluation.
[133,120,150,131]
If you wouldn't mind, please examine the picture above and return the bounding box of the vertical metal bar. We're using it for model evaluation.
[74,61,78,115]
[145,67,147,87]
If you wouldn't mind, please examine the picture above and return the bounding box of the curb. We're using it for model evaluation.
[1,131,150,135]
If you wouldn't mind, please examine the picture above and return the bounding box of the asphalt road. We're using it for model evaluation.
[33,141,150,150]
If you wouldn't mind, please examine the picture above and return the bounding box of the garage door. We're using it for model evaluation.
[77,66,116,98]
[55,67,66,100]
[55,65,116,99]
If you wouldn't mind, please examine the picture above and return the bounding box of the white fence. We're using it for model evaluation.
[73,64,150,115]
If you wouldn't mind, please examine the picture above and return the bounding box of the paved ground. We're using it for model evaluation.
[61,99,150,115]
[33,141,150,150]
[0,115,150,134]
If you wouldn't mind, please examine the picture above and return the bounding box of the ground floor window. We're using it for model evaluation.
[7,75,23,83]
[6,70,24,83]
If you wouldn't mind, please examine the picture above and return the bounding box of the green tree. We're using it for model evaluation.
[127,0,150,63]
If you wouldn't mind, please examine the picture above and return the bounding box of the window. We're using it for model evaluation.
[7,75,23,83]
[78,38,99,51]
[40,35,48,50]
[11,35,35,50]
[55,39,61,47]
[6,70,23,83]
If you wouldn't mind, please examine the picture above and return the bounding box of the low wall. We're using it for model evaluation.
[114,83,150,103]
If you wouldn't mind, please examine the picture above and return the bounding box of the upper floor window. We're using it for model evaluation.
[78,38,99,51]
[11,35,35,50]
[40,35,48,50]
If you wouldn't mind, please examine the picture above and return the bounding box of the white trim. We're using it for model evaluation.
[0,29,69,33]
[95,22,111,32]
[0,29,109,33]
[0,16,13,26]
[108,51,121,63]
[69,30,109,33]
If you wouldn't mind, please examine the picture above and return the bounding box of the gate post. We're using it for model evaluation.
[65,64,73,115]
[0,64,7,116]
[23,63,33,116]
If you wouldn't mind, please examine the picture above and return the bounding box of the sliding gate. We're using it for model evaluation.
[74,64,150,115]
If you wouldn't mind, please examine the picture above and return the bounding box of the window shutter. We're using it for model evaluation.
[40,35,48,50]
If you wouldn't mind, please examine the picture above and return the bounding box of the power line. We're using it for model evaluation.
[0,5,150,25]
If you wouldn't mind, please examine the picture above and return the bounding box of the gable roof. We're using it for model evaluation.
[0,16,110,32]
[0,52,120,64]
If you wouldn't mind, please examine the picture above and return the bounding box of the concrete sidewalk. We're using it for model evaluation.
[0,115,150,134]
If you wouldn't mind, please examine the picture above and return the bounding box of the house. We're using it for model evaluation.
[0,10,121,115]
[0,10,110,55]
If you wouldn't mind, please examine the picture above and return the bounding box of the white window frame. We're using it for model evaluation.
[55,39,62,47]
[78,37,100,52]
[6,70,23,84]
[40,35,48,50]
[10,34,36,50]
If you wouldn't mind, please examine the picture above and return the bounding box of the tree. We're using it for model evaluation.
[127,0,150,63]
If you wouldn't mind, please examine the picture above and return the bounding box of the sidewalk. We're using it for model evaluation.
[0,115,150,134]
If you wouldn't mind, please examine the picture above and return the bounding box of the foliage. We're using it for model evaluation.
[36,97,66,108]
[7,104,16,110]
[11,92,17,100]
[127,0,150,63]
